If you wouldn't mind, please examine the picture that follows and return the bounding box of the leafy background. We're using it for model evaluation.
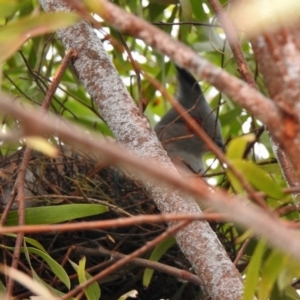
[0,1,299,299]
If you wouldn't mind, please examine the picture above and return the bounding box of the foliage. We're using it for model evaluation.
[0,1,299,300]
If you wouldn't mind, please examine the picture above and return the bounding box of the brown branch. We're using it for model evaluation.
[39,1,244,298]
[152,21,221,28]
[4,149,30,298]
[145,73,269,210]
[1,96,300,264]
[205,1,298,190]
[96,0,300,179]
[2,49,76,298]
[250,28,300,179]
[61,220,190,299]
[41,49,77,109]
[207,0,257,88]
[75,244,202,285]
[0,213,224,235]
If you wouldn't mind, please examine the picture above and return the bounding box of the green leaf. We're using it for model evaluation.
[143,236,175,287]
[0,242,69,288]
[0,279,6,294]
[2,204,108,225]
[278,258,300,291]
[69,258,101,300]
[27,247,71,289]
[227,134,255,159]
[259,250,288,300]
[190,0,207,20]
[243,239,266,300]
[228,159,284,199]
[0,12,79,63]
[0,0,22,19]
[5,234,47,252]
[20,240,71,293]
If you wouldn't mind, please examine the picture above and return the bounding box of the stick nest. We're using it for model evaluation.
[0,146,238,300]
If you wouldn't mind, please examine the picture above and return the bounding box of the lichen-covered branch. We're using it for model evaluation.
[39,1,244,299]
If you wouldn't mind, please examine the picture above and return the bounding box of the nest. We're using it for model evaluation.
[0,146,238,300]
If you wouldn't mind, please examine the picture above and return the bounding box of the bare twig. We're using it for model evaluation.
[145,73,269,209]
[75,245,202,285]
[61,220,190,299]
[0,213,223,235]
[96,0,300,178]
[118,32,145,114]
[2,49,76,298]
[1,96,300,265]
[207,0,257,88]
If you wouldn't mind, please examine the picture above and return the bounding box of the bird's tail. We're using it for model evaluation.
[175,66,205,106]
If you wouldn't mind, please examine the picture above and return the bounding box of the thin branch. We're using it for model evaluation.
[145,73,269,210]
[207,0,257,88]
[97,0,300,178]
[152,21,221,28]
[0,213,224,235]
[2,49,76,298]
[1,96,300,265]
[118,32,145,114]
[75,245,202,285]
[60,220,190,299]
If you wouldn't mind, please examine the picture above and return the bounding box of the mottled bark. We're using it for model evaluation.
[251,26,300,185]
[39,0,244,299]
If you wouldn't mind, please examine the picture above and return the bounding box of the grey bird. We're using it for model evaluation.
[155,66,224,174]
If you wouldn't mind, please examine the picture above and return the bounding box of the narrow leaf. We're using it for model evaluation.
[69,258,101,300]
[228,159,284,199]
[259,250,288,300]
[143,236,175,287]
[0,12,79,63]
[26,247,70,289]
[227,134,255,159]
[3,204,108,225]
[243,239,266,300]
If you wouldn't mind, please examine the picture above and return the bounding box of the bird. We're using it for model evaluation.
[155,66,224,174]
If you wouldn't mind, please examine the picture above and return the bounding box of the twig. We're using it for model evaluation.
[75,245,202,285]
[2,49,76,298]
[144,73,269,210]
[0,213,223,235]
[233,238,250,266]
[61,220,191,299]
[118,32,145,114]
[207,0,257,88]
[152,21,221,28]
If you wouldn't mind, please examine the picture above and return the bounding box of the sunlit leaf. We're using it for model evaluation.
[0,12,79,63]
[0,0,22,19]
[227,134,255,159]
[259,250,288,300]
[228,159,284,199]
[243,239,266,300]
[25,136,59,157]
[69,258,101,300]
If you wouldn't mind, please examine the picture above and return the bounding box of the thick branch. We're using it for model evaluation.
[2,94,300,274]
[97,0,300,178]
[39,0,243,299]
[251,27,300,182]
